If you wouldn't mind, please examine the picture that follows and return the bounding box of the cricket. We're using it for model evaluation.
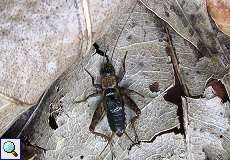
[74,43,143,158]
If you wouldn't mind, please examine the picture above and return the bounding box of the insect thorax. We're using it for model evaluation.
[101,76,117,89]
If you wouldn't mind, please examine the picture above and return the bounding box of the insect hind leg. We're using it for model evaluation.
[90,100,117,158]
[122,94,141,142]
[89,101,111,141]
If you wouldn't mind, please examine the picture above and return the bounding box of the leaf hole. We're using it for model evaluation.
[206,78,229,103]
[48,115,58,130]
[149,82,159,92]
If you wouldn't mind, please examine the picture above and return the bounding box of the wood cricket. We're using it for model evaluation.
[74,43,143,152]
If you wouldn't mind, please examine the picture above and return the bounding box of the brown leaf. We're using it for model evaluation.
[207,0,230,36]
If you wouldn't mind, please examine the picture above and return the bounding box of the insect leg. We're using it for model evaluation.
[89,101,111,141]
[73,91,102,103]
[117,51,127,83]
[90,101,116,158]
[125,88,144,98]
[84,68,102,89]
[122,94,141,142]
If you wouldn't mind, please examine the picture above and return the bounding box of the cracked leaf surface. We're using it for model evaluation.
[184,90,230,160]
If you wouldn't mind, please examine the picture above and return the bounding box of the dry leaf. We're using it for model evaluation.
[2,1,230,160]
[0,0,132,136]
[183,94,230,160]
[223,72,230,97]
[207,0,230,36]
[140,0,230,66]
[0,94,30,136]
[19,1,181,159]
[206,78,229,103]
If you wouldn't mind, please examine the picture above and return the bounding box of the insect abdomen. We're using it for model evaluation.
[104,88,126,137]
[107,105,126,136]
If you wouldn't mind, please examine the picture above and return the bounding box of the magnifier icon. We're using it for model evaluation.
[3,141,18,157]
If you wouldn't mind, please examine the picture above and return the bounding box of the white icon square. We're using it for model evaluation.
[1,139,20,159]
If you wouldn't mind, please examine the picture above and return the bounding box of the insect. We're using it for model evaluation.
[74,43,143,147]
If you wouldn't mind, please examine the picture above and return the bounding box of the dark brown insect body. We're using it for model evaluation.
[100,63,126,136]
[75,43,142,139]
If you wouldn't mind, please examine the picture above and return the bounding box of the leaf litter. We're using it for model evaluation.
[8,0,230,160]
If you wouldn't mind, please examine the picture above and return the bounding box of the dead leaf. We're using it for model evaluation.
[167,26,228,96]
[0,0,133,136]
[20,1,180,159]
[183,93,230,160]
[206,78,229,103]
[0,94,30,136]
[207,0,230,36]
[140,0,230,66]
[5,0,229,160]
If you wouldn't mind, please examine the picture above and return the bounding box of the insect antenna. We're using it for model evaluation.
[98,132,116,159]
[110,1,137,62]
[92,2,137,65]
